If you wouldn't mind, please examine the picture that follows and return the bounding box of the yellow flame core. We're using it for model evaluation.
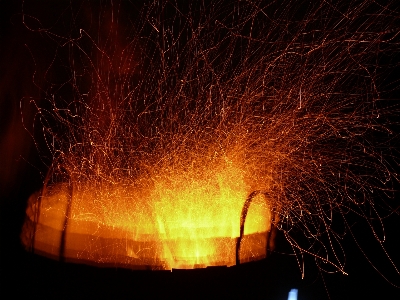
[22,156,272,269]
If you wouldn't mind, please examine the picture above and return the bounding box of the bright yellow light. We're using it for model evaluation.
[21,156,272,270]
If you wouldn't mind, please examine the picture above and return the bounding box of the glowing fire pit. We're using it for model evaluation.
[21,160,273,270]
[16,0,400,285]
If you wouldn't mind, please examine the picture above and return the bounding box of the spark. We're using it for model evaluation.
[20,0,399,282]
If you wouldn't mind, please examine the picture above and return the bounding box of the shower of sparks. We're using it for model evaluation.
[20,0,399,277]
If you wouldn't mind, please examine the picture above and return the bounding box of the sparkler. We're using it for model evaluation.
[19,0,399,282]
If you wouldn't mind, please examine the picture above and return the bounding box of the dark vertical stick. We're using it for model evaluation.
[236,190,267,265]
[59,177,73,262]
[32,162,55,253]
[31,192,41,253]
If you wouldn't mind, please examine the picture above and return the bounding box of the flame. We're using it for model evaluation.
[22,154,273,269]
[19,0,399,278]
[18,1,277,270]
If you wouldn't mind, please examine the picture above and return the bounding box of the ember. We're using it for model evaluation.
[19,0,399,281]
[22,154,273,269]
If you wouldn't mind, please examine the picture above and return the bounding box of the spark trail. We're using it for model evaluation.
[20,0,400,282]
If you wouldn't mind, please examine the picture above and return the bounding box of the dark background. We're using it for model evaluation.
[1,1,399,299]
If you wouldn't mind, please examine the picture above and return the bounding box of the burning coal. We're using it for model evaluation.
[19,0,399,279]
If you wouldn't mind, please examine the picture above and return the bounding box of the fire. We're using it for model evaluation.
[17,0,399,283]
[22,151,273,269]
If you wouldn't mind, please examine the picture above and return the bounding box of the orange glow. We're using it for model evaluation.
[18,0,279,271]
[14,0,400,284]
[21,154,273,270]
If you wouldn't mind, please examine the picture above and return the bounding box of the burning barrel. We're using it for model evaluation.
[21,162,274,270]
